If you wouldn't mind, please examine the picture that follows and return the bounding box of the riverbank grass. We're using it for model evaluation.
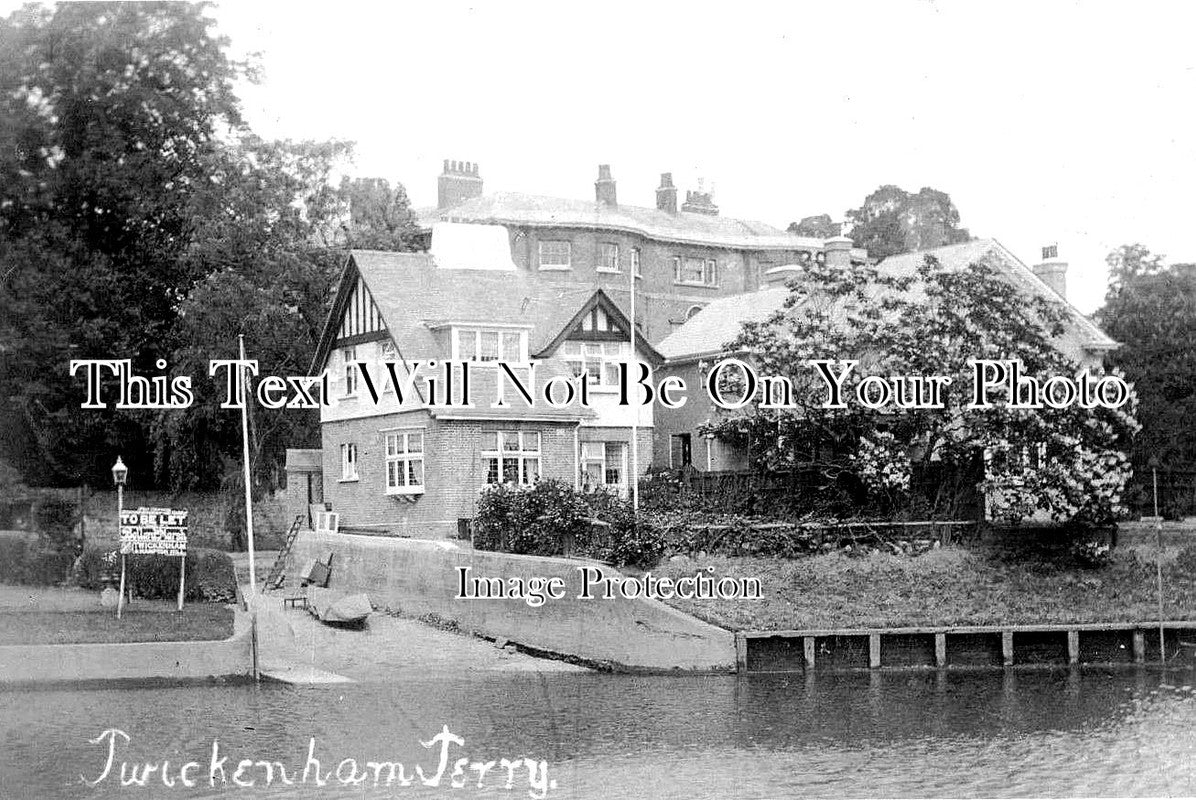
[656,540,1196,632]
[0,584,234,645]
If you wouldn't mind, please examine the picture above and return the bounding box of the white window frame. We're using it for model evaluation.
[561,340,630,391]
[580,441,627,494]
[340,443,358,482]
[384,429,425,495]
[451,328,528,364]
[342,345,358,397]
[482,431,541,486]
[673,255,718,287]
[597,242,620,273]
[538,240,572,271]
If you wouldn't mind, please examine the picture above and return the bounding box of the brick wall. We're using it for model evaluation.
[652,360,750,471]
[322,411,582,537]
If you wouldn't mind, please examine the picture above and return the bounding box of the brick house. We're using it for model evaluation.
[309,228,659,538]
[423,160,869,344]
[652,238,1119,472]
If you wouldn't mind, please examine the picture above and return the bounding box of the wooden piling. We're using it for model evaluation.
[1133,629,1145,663]
[935,633,947,667]
[1002,631,1014,666]
[1067,630,1080,664]
[869,633,881,669]
[735,634,748,673]
[803,636,815,670]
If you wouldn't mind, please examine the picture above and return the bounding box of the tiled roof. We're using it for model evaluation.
[421,192,837,251]
[656,239,1117,363]
[312,250,661,420]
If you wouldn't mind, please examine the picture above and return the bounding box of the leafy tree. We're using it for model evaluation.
[341,177,424,251]
[1098,245,1196,471]
[787,214,840,238]
[151,137,353,493]
[0,1,244,485]
[699,253,1138,523]
[845,185,971,260]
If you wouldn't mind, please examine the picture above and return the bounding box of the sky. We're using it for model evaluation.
[22,1,1196,314]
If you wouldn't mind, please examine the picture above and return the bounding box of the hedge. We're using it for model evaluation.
[75,545,238,603]
[0,534,76,586]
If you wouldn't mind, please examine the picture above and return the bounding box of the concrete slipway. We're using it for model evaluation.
[286,530,738,673]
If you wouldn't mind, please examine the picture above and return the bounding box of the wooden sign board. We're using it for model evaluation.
[120,507,188,556]
[118,507,189,612]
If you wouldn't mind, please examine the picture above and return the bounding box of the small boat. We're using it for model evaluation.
[306,587,372,627]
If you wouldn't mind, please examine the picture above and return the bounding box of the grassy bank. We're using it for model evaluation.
[656,541,1196,632]
[0,585,234,645]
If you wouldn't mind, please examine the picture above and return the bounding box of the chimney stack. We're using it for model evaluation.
[656,173,677,214]
[595,164,617,207]
[681,188,720,216]
[437,159,483,211]
[1032,243,1068,299]
[823,235,854,268]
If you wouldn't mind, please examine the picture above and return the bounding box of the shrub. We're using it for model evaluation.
[33,496,80,554]
[474,481,669,570]
[75,545,238,603]
[473,480,591,557]
[0,533,76,585]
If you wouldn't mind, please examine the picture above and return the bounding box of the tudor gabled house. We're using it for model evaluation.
[308,224,660,538]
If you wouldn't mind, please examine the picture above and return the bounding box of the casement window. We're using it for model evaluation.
[598,242,620,273]
[580,441,627,492]
[342,346,358,396]
[340,443,358,481]
[672,256,718,287]
[452,328,527,363]
[562,340,629,388]
[538,240,572,270]
[384,430,424,494]
[630,247,642,278]
[482,431,541,486]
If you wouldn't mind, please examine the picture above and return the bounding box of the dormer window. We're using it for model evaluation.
[452,328,528,363]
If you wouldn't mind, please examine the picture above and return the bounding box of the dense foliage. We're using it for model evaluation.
[1097,244,1196,472]
[698,252,1139,524]
[76,544,238,603]
[0,3,421,493]
[472,480,666,570]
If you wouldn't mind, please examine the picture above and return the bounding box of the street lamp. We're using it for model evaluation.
[112,456,128,619]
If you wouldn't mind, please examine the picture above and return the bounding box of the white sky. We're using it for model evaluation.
[16,1,1196,313]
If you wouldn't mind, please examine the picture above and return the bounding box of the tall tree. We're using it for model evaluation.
[0,2,244,485]
[787,214,841,238]
[1098,245,1196,471]
[341,177,424,251]
[845,185,971,260]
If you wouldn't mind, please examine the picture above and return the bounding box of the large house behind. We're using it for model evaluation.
[420,160,868,344]
[308,225,659,537]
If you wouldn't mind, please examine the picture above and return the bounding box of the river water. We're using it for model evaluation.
[3,667,1195,798]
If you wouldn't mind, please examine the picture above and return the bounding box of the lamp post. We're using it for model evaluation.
[112,456,129,619]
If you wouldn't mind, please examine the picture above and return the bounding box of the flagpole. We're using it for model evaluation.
[630,256,639,511]
[239,334,257,594]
